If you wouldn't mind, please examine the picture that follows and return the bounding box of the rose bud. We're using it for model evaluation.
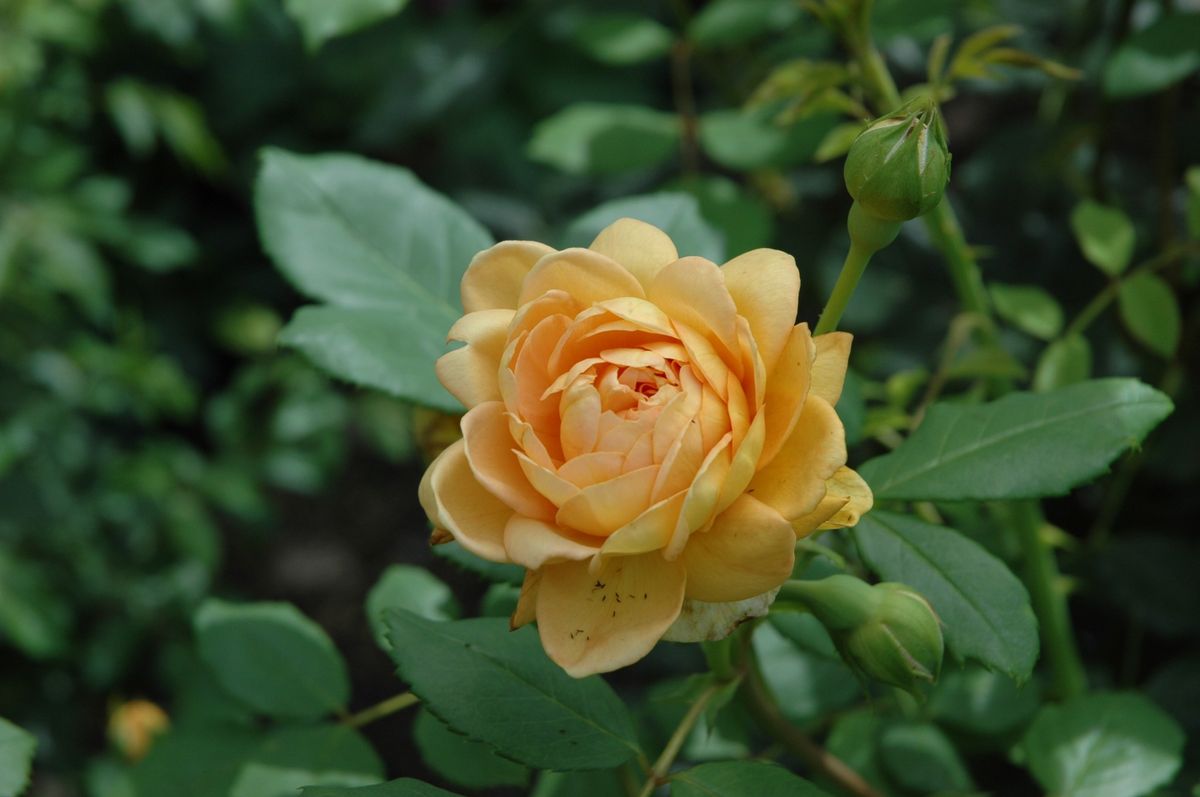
[843,97,950,222]
[784,575,943,696]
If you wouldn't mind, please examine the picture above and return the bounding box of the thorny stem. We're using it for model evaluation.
[635,681,721,797]
[341,691,420,729]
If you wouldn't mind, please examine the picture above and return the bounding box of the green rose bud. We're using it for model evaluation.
[783,575,944,696]
[844,97,951,222]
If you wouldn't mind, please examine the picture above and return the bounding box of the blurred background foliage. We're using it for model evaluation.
[0,0,1198,795]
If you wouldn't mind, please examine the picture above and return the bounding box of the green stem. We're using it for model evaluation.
[815,242,874,336]
[341,692,419,729]
[1004,502,1087,699]
[636,682,720,797]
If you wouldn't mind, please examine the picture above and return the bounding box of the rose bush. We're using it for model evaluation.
[420,218,871,676]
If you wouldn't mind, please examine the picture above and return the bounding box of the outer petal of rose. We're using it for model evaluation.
[462,401,556,521]
[721,248,799,375]
[681,494,795,602]
[418,439,512,562]
[536,553,686,677]
[811,332,853,405]
[588,218,680,287]
[556,465,660,536]
[518,248,645,307]
[462,241,556,313]
[511,570,541,630]
[504,516,599,570]
[758,323,815,470]
[746,395,846,522]
[436,309,514,408]
[817,466,873,530]
[648,257,741,355]
[788,493,848,539]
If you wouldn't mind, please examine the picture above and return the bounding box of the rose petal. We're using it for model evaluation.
[518,248,645,308]
[648,256,740,356]
[559,380,602,460]
[504,516,599,569]
[417,439,512,562]
[462,241,556,313]
[599,491,687,558]
[536,553,686,677]
[516,451,579,506]
[462,401,557,521]
[557,451,625,488]
[664,433,733,561]
[811,332,853,406]
[661,589,779,642]
[817,466,873,530]
[681,494,795,602]
[747,395,847,522]
[436,309,514,408]
[556,465,660,537]
[510,570,541,630]
[758,323,816,470]
[716,410,765,515]
[588,218,680,287]
[721,248,800,375]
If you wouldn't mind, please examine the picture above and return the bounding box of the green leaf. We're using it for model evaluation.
[432,542,525,585]
[230,725,384,797]
[753,620,859,725]
[1070,200,1135,276]
[1023,693,1184,797]
[825,711,891,793]
[699,109,838,172]
[0,717,36,797]
[675,175,774,256]
[929,666,1040,736]
[255,149,492,408]
[687,0,800,49]
[879,722,973,794]
[384,612,640,770]
[194,599,350,720]
[283,0,409,50]
[857,379,1173,501]
[528,104,680,175]
[278,305,460,413]
[531,770,626,797]
[815,121,868,163]
[257,149,490,311]
[1033,335,1092,392]
[989,283,1064,340]
[366,565,459,650]
[670,761,831,796]
[571,13,673,65]
[853,511,1039,680]
[1103,14,1200,98]
[562,193,725,263]
[132,728,261,797]
[1117,273,1181,357]
[302,781,463,797]
[413,708,530,790]
[0,550,71,659]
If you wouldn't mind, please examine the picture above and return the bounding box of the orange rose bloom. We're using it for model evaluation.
[420,219,871,676]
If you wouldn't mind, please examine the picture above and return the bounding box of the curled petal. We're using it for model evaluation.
[747,395,846,522]
[462,401,556,521]
[681,495,795,602]
[537,553,686,677]
[436,309,514,408]
[758,323,816,470]
[511,570,541,630]
[817,466,873,530]
[811,332,853,406]
[599,491,687,558]
[417,439,512,563]
[504,516,599,570]
[556,465,660,537]
[462,241,555,313]
[588,219,680,287]
[721,248,800,375]
[663,433,733,561]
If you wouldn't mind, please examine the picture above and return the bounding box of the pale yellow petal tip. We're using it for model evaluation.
[661,588,780,642]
